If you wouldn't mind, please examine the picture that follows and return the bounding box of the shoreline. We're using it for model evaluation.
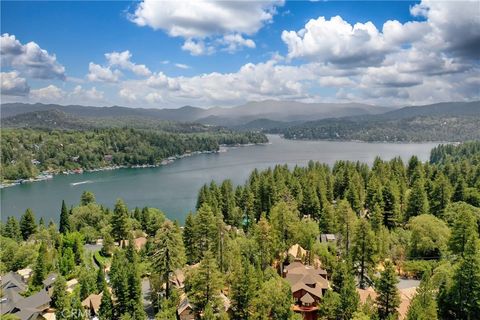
[0,142,268,189]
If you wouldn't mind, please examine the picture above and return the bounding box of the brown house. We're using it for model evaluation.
[284,261,329,320]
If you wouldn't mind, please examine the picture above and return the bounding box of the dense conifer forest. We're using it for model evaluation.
[1,142,479,320]
[0,128,268,181]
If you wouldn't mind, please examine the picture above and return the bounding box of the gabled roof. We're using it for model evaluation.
[1,271,27,293]
[82,292,103,314]
[42,273,58,287]
[177,295,193,315]
[14,289,51,311]
[12,307,42,320]
[1,288,23,315]
[285,261,329,301]
[301,293,315,304]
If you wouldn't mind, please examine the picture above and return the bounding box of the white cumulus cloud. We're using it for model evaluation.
[30,85,65,101]
[105,50,151,76]
[1,71,30,96]
[130,0,283,54]
[87,62,121,83]
[1,33,66,80]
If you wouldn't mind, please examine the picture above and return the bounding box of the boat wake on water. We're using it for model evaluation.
[70,180,93,186]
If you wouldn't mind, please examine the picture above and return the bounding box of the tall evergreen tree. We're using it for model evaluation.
[449,208,478,257]
[59,200,71,234]
[351,218,376,289]
[51,276,69,311]
[32,241,48,287]
[111,199,129,242]
[20,208,36,240]
[183,212,195,264]
[429,173,452,217]
[382,182,400,229]
[186,250,223,315]
[406,271,437,320]
[452,178,467,202]
[96,266,107,293]
[375,260,400,320]
[270,201,300,272]
[152,220,186,299]
[192,204,218,262]
[80,191,96,205]
[99,283,114,320]
[254,215,274,271]
[336,200,357,256]
[251,276,294,320]
[69,292,85,320]
[230,259,258,319]
[406,176,429,220]
[3,216,21,241]
[338,271,360,320]
[110,250,130,315]
[446,237,480,319]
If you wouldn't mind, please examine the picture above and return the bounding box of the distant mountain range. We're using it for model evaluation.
[0,100,392,127]
[2,100,479,142]
[278,101,480,142]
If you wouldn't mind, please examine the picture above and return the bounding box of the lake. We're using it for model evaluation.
[0,135,438,224]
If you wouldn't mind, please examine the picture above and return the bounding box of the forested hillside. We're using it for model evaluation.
[1,128,267,181]
[1,142,479,320]
[0,109,226,132]
[279,101,480,142]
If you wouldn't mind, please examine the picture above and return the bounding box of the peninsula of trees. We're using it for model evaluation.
[1,128,267,181]
[1,141,480,320]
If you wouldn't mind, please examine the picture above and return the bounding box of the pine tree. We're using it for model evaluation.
[429,173,452,217]
[69,292,85,320]
[3,216,21,241]
[449,208,478,257]
[447,237,480,319]
[59,247,75,276]
[351,218,376,289]
[452,178,467,202]
[100,233,114,257]
[251,276,294,320]
[336,200,357,256]
[20,208,36,240]
[183,212,195,264]
[51,276,69,311]
[366,175,384,211]
[318,290,341,320]
[192,204,218,262]
[32,241,48,287]
[125,238,145,319]
[254,215,274,271]
[375,260,400,320]
[99,283,114,320]
[406,271,437,320]
[152,220,186,299]
[80,191,96,205]
[186,250,223,315]
[230,259,257,319]
[220,179,236,225]
[382,182,400,229]
[338,271,360,320]
[110,250,130,315]
[112,199,129,242]
[96,267,106,293]
[319,203,338,234]
[59,200,71,234]
[406,176,429,220]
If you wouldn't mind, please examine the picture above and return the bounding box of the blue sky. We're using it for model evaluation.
[1,1,478,108]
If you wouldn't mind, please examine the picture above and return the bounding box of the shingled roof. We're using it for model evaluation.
[1,271,27,293]
[284,261,329,302]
